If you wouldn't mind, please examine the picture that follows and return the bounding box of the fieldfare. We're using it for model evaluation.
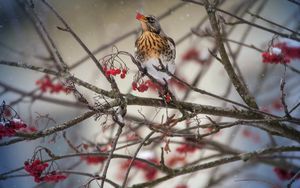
[135,12,176,83]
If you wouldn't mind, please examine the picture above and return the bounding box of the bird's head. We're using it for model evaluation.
[136,12,161,34]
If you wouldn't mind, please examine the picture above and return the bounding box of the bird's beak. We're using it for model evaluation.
[136,12,146,22]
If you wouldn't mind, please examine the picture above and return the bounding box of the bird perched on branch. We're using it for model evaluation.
[135,12,176,83]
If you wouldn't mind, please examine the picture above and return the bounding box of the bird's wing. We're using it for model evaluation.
[166,36,175,47]
[165,37,176,61]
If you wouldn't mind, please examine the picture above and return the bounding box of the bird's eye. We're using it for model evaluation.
[147,17,155,23]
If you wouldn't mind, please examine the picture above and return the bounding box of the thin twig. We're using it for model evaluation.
[247,11,300,36]
[100,124,124,188]
[203,0,258,108]
[129,145,300,188]
[280,65,291,118]
[183,0,300,42]
[121,131,156,187]
[287,169,300,188]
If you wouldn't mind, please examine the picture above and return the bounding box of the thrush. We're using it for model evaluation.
[135,12,176,83]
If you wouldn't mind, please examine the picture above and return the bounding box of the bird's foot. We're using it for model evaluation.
[141,67,148,76]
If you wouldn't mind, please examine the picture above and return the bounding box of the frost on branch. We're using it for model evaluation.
[0,101,28,139]
[2,1,300,188]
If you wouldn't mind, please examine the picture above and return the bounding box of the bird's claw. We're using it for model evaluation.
[141,67,148,76]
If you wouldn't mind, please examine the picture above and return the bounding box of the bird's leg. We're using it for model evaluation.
[160,59,170,72]
[141,66,148,77]
[157,59,167,72]
[163,78,168,87]
[152,59,166,72]
[152,64,163,72]
[161,78,169,96]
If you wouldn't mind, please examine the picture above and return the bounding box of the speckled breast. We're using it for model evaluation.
[135,31,174,62]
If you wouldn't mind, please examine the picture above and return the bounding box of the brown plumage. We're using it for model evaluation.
[135,31,175,63]
[135,12,176,69]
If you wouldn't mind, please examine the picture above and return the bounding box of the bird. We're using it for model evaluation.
[135,12,176,83]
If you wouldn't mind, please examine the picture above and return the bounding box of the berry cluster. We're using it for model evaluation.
[176,185,188,188]
[181,48,206,65]
[176,138,204,154]
[103,66,127,79]
[169,78,187,91]
[260,98,285,113]
[143,79,186,93]
[126,133,139,141]
[42,171,68,183]
[36,75,70,94]
[121,158,158,181]
[81,155,106,165]
[262,40,300,64]
[132,80,172,103]
[132,81,149,92]
[163,93,171,103]
[176,143,198,154]
[167,156,186,167]
[182,48,200,61]
[81,145,108,165]
[275,42,300,60]
[132,79,166,93]
[0,118,27,139]
[273,167,300,181]
[261,51,290,64]
[242,128,260,144]
[144,80,162,91]
[24,160,67,183]
[20,126,38,133]
[271,99,284,111]
[24,160,48,182]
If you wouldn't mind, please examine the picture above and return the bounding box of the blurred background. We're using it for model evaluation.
[0,0,300,187]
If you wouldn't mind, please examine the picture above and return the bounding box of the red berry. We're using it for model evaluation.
[120,73,126,79]
[115,68,121,74]
[164,93,171,103]
[143,84,149,92]
[103,66,107,72]
[110,69,117,76]
[132,82,138,91]
[137,86,143,92]
[138,84,148,92]
[105,72,110,77]
[176,185,188,188]
[35,80,42,85]
[81,156,106,165]
[51,84,63,93]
